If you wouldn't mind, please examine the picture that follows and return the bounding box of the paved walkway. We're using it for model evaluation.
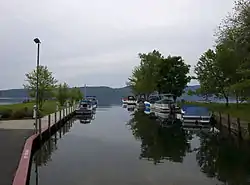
[0,107,74,185]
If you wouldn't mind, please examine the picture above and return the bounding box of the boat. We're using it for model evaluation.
[144,95,161,109]
[152,94,183,114]
[86,96,98,109]
[126,96,137,105]
[75,100,93,115]
[122,97,128,104]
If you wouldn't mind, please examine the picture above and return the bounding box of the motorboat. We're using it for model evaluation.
[86,96,98,109]
[75,100,93,115]
[122,97,128,104]
[127,96,137,105]
[144,95,161,109]
[152,94,183,113]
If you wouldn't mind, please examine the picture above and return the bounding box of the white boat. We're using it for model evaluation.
[127,96,137,105]
[75,100,93,115]
[144,95,161,109]
[152,94,182,113]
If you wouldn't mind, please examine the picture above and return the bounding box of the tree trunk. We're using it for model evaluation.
[236,95,239,108]
[225,96,229,107]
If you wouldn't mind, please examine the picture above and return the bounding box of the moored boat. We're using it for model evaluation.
[86,96,98,109]
[75,100,93,115]
[127,96,137,105]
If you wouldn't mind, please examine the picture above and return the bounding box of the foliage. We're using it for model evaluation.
[194,0,250,107]
[55,83,69,107]
[128,50,191,100]
[68,87,83,105]
[24,65,57,110]
[156,56,191,101]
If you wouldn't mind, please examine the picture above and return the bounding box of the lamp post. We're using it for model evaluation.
[34,38,41,134]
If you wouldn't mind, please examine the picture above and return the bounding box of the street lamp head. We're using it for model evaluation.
[34,38,41,44]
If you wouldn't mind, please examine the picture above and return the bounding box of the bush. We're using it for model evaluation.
[11,107,33,119]
[0,109,13,119]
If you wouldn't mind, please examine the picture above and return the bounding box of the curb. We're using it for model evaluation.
[12,111,75,185]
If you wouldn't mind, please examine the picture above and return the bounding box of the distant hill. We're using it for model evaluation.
[0,86,133,105]
[2,85,225,104]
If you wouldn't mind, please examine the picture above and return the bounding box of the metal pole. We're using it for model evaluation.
[35,43,40,134]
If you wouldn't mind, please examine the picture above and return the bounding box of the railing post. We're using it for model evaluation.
[237,118,242,139]
[60,109,62,121]
[39,118,42,141]
[55,112,57,124]
[48,114,51,133]
[228,114,231,133]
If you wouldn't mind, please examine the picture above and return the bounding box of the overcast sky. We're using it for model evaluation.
[0,0,235,89]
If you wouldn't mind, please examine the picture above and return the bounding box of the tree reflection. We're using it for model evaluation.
[33,119,74,166]
[128,110,191,164]
[196,133,250,184]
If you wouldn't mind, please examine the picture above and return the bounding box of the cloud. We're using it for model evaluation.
[0,0,235,89]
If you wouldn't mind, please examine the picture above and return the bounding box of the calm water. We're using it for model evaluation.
[29,106,250,185]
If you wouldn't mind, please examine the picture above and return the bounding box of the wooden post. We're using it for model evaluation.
[237,118,242,139]
[248,123,250,138]
[228,114,231,133]
[39,118,42,141]
[219,112,222,130]
[60,110,62,121]
[48,114,51,133]
[55,112,57,124]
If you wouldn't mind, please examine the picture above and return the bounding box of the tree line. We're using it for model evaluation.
[128,51,191,101]
[24,65,83,111]
[193,0,250,106]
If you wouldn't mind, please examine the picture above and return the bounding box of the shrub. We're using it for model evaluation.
[0,109,13,119]
[11,107,33,119]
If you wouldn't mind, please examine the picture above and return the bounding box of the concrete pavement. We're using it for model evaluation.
[0,106,75,185]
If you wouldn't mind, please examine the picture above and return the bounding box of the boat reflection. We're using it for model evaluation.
[76,113,95,124]
[127,105,135,112]
[128,110,191,164]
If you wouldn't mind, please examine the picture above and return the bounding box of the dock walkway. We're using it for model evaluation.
[0,107,74,185]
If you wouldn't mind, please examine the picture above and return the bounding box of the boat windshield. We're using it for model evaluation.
[128,96,135,100]
[148,96,161,103]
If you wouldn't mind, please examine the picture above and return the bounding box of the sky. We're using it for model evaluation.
[0,0,235,89]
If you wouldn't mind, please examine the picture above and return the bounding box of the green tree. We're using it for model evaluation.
[194,49,230,106]
[215,0,250,103]
[24,65,57,110]
[156,56,191,101]
[75,87,83,102]
[128,50,190,100]
[55,82,69,107]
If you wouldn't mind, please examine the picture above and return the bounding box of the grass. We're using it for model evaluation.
[0,100,57,119]
[182,101,250,122]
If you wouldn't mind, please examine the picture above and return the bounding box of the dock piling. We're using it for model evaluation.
[48,114,51,133]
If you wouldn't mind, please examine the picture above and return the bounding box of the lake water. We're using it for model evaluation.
[0,98,24,105]
[29,106,250,185]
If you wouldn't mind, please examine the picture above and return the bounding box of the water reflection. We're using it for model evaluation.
[33,119,74,166]
[76,114,95,124]
[196,133,250,185]
[31,119,75,185]
[128,110,191,164]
